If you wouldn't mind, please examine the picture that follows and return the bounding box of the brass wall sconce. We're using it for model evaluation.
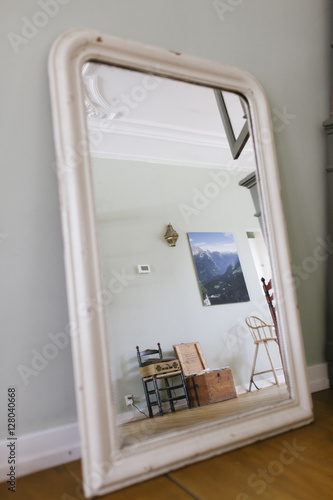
[164,224,179,247]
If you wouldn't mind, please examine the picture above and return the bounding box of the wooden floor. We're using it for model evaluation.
[1,390,332,500]
[121,384,290,446]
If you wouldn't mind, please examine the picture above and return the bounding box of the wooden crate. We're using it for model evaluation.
[185,368,237,407]
[173,342,208,377]
[173,342,237,406]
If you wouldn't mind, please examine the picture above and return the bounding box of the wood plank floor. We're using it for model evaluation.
[1,390,332,500]
[121,384,290,446]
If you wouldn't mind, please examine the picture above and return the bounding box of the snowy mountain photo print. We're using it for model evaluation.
[188,232,250,306]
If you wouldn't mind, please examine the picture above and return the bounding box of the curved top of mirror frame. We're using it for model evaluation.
[48,29,313,498]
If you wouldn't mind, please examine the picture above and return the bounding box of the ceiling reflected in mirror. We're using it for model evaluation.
[82,62,255,170]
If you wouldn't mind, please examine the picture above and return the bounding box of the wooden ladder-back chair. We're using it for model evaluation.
[136,343,190,418]
[261,278,279,339]
[245,316,283,392]
[261,277,288,384]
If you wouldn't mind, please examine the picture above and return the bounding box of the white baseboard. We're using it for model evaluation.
[0,422,81,482]
[0,363,329,482]
[307,362,330,393]
[235,372,286,394]
[235,363,329,394]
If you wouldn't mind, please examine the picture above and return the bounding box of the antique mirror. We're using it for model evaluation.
[48,29,313,498]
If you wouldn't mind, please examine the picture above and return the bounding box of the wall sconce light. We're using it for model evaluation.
[164,223,179,247]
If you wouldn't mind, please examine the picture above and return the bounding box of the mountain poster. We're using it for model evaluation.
[187,232,250,306]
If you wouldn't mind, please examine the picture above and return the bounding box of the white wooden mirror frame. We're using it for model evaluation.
[48,29,313,498]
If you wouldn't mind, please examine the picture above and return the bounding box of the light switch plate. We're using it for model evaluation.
[138,264,150,273]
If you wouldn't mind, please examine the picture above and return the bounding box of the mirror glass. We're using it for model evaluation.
[82,62,289,447]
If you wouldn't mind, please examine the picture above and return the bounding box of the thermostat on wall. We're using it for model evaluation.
[138,264,151,274]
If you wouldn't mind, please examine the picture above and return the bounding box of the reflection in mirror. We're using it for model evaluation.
[214,89,249,159]
[82,62,289,447]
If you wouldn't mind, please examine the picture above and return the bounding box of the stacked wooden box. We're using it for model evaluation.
[173,342,237,407]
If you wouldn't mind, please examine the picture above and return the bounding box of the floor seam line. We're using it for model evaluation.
[166,473,204,500]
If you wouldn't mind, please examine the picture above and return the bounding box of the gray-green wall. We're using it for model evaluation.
[0,0,330,436]
[91,158,279,413]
